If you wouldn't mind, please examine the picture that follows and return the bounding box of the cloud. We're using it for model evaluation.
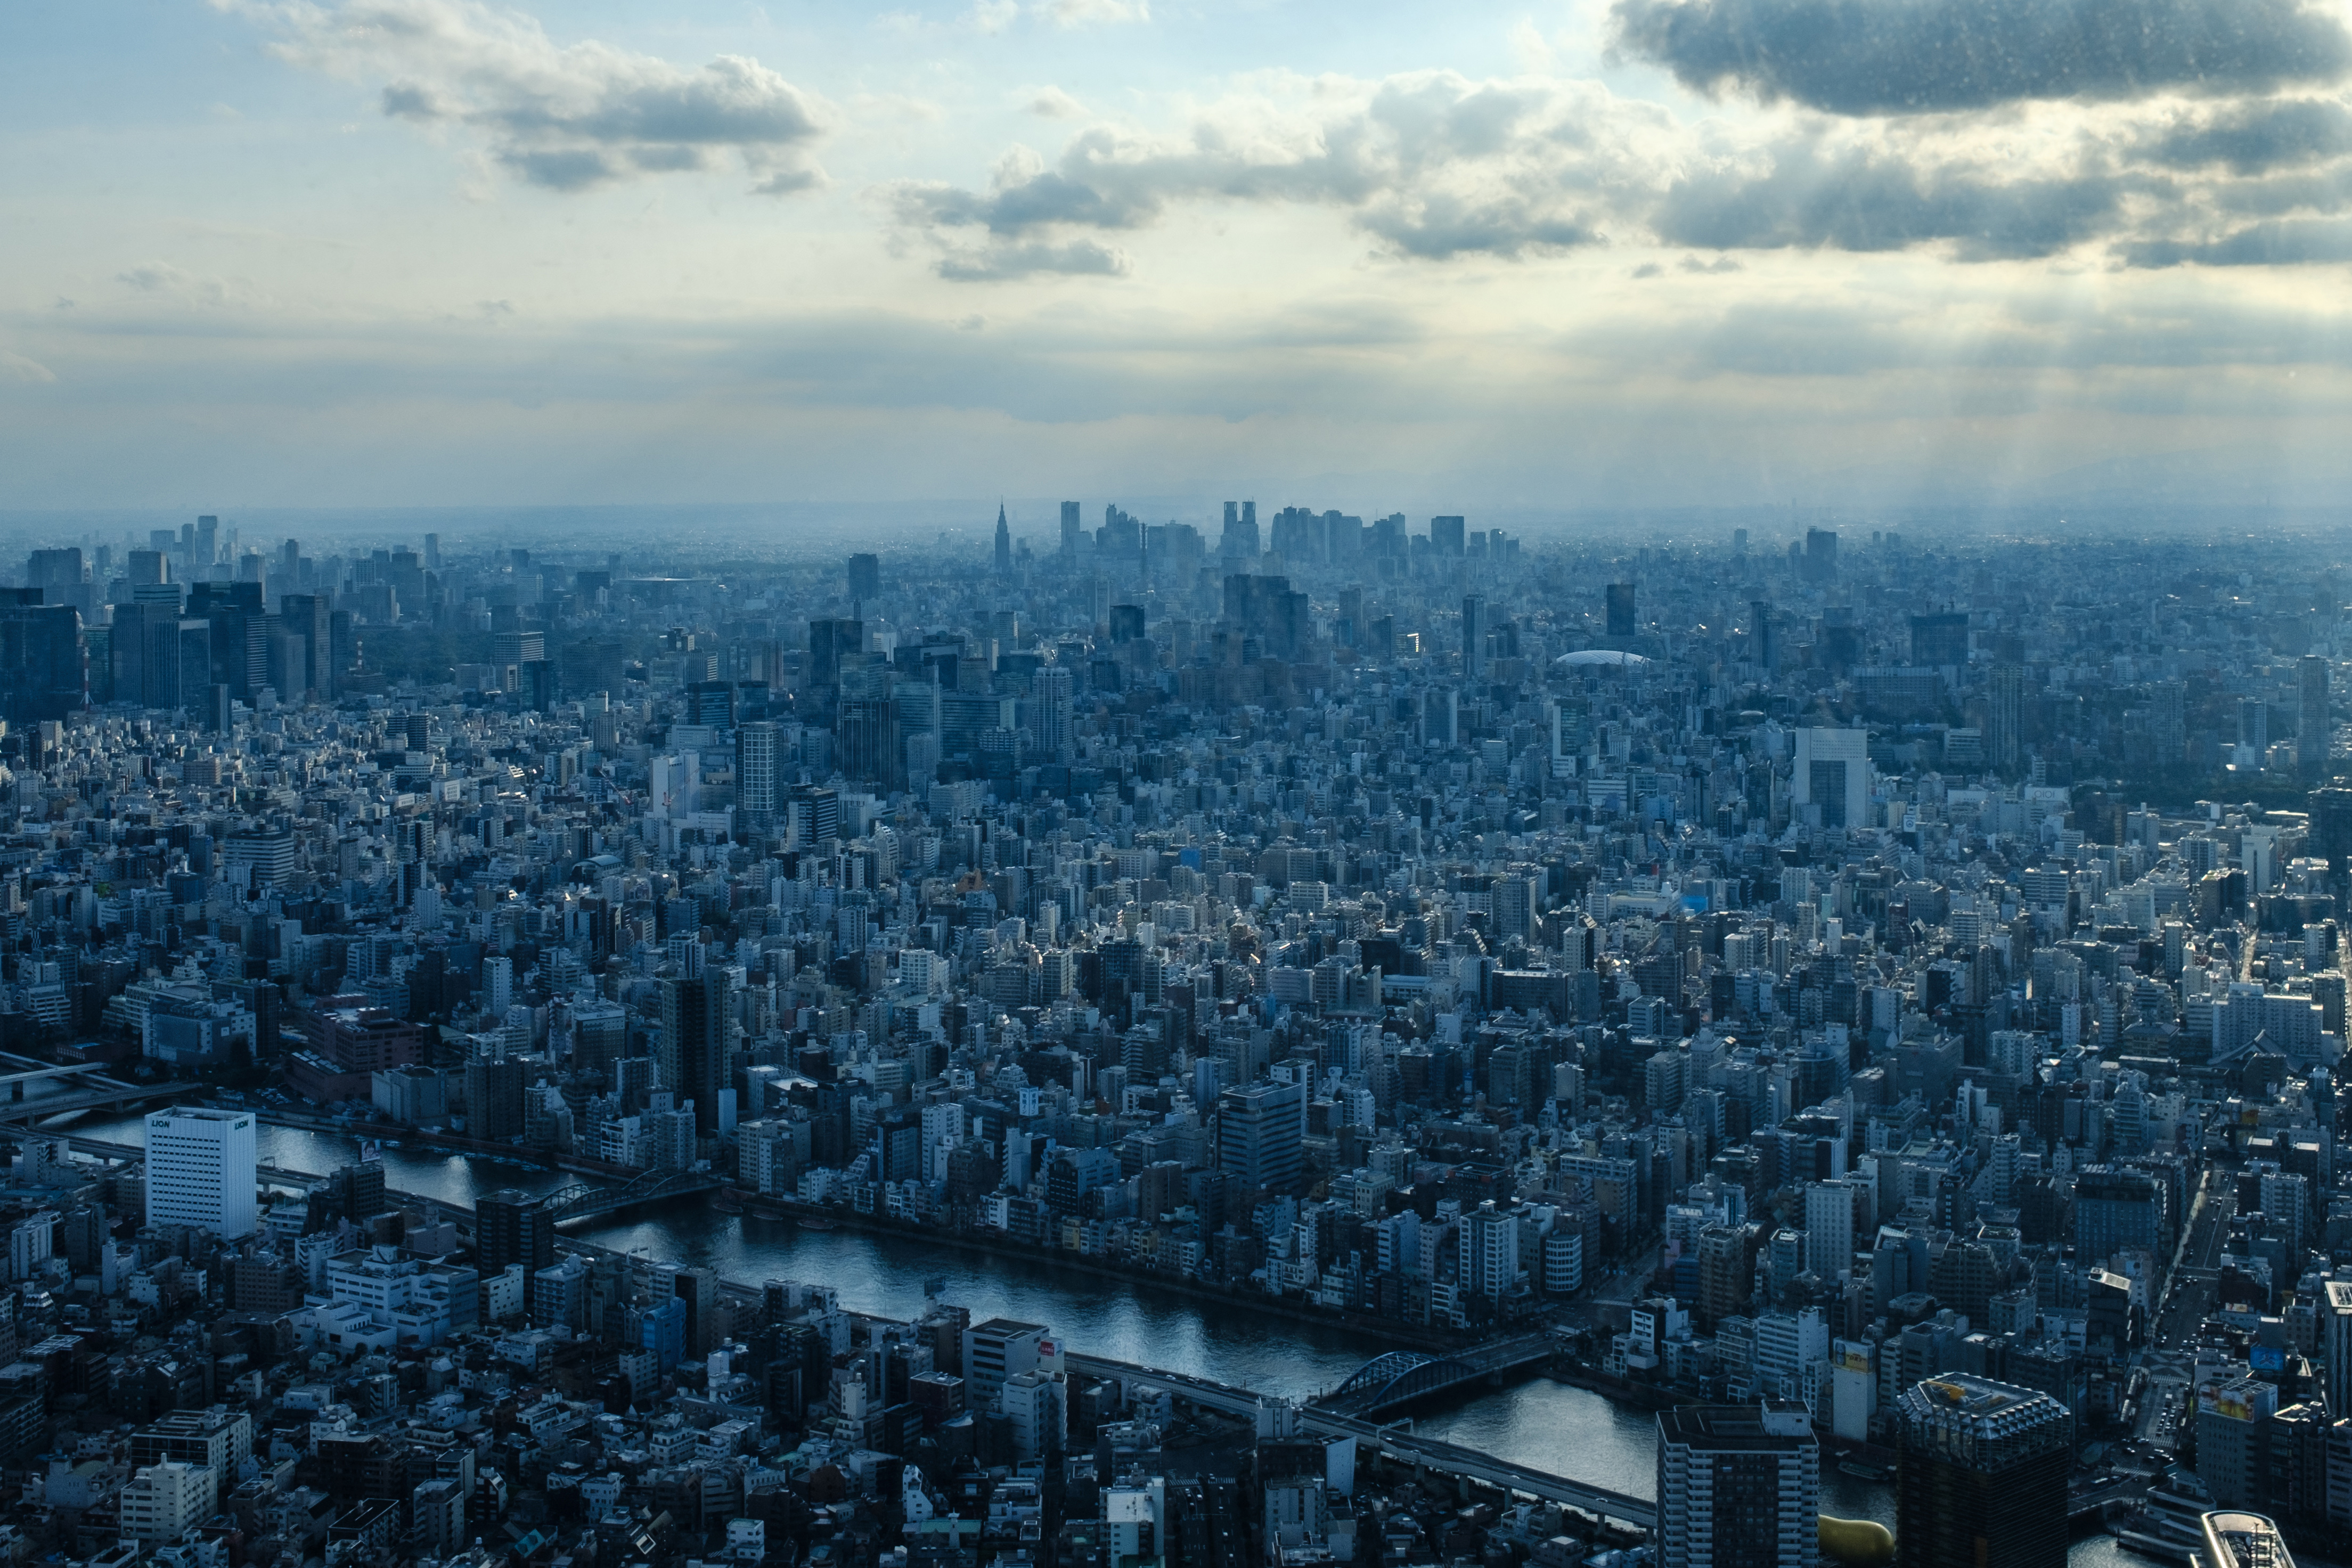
[1046,0,1149,24]
[1654,140,2151,259]
[895,66,2352,278]
[891,72,1656,276]
[971,0,1018,34]
[0,353,56,385]
[115,262,244,304]
[1611,0,2352,115]
[1028,87,1087,119]
[936,237,1132,279]
[2132,98,2352,173]
[217,0,830,193]
[2120,214,2352,264]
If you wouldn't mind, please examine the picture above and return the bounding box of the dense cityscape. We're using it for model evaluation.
[0,504,2340,1568]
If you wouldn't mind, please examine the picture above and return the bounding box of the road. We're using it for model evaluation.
[1064,1350,1657,1532]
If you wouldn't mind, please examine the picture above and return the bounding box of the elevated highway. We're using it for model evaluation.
[1065,1351,1655,1531]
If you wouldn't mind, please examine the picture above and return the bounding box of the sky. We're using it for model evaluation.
[5,0,2352,522]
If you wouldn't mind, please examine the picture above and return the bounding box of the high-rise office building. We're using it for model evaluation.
[1802,1180,1857,1281]
[1034,666,1075,762]
[993,503,1012,576]
[1792,728,1871,830]
[1893,1375,2068,1568]
[805,617,862,718]
[1216,1079,1305,1196]
[961,1317,1047,1412]
[144,1108,258,1238]
[1606,582,1637,639]
[734,721,781,834]
[1462,594,1485,679]
[1059,501,1082,557]
[1464,1203,1520,1300]
[2195,1375,2278,1508]
[2300,655,2330,779]
[476,1189,554,1283]
[1909,611,1971,667]
[1749,600,1775,670]
[1989,662,2025,777]
[465,1055,526,1140]
[847,552,880,603]
[1430,515,1466,555]
[658,945,729,1136]
[0,597,85,724]
[1655,1402,1819,1568]
[1802,527,1838,583]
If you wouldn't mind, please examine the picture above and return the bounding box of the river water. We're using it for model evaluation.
[87,1114,2133,1563]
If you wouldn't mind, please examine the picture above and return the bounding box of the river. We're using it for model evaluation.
[85,1113,2133,1563]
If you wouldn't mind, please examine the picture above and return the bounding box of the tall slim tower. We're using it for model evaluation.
[658,943,730,1137]
[1989,663,2024,778]
[1461,594,1485,680]
[1059,501,1082,558]
[2301,655,2330,779]
[734,721,780,834]
[993,503,1012,577]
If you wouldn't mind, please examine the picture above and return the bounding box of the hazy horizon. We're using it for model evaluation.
[8,0,2352,513]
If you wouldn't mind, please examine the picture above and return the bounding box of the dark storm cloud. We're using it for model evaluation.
[1612,0,2352,115]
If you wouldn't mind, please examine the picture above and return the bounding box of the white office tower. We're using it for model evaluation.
[1655,1402,1820,1568]
[144,1107,258,1238]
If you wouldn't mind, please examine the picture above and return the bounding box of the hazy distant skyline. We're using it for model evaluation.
[6,0,2352,515]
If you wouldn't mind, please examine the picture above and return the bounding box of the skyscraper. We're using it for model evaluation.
[1059,501,1082,557]
[0,597,85,723]
[2300,654,2330,779]
[1749,600,1775,670]
[847,552,880,603]
[1606,582,1637,639]
[465,1054,526,1140]
[805,617,862,720]
[734,721,781,834]
[144,1108,258,1238]
[1792,728,1871,831]
[659,944,730,1136]
[1984,666,2024,783]
[1462,594,1485,679]
[1034,665,1075,762]
[1893,1375,2068,1568]
[1802,527,1838,583]
[1655,1402,1820,1568]
[993,503,1012,576]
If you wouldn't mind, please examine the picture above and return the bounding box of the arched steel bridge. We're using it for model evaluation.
[1313,1334,1558,1418]
[541,1165,725,1223]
